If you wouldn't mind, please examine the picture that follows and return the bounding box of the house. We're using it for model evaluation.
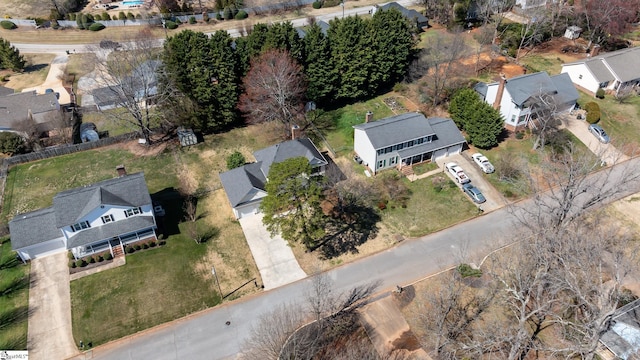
[514,0,549,11]
[295,20,330,39]
[88,60,160,111]
[353,112,466,175]
[373,2,429,29]
[10,167,157,262]
[474,71,579,131]
[561,46,640,96]
[219,134,328,219]
[0,90,60,134]
[598,299,640,360]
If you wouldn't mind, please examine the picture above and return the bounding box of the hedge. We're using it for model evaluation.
[235,10,248,19]
[584,101,601,124]
[88,22,105,31]
[0,21,16,30]
[312,1,322,8]
[595,88,605,99]
[165,20,178,29]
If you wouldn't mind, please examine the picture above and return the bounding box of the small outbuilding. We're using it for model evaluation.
[564,26,582,40]
[177,128,198,147]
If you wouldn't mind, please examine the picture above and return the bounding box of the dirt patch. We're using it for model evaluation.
[100,136,171,157]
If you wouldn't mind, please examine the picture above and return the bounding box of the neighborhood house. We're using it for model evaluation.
[561,46,640,96]
[474,71,579,131]
[10,167,157,262]
[219,134,328,219]
[0,89,61,135]
[353,112,466,175]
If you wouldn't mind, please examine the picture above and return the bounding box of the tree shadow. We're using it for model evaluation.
[0,255,20,270]
[151,187,186,237]
[0,306,30,330]
[23,63,48,73]
[0,276,30,297]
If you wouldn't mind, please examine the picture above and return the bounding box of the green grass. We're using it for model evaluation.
[0,237,30,350]
[323,96,395,155]
[578,90,640,152]
[413,162,439,175]
[381,174,479,237]
[518,54,564,75]
[70,230,221,347]
[481,135,539,200]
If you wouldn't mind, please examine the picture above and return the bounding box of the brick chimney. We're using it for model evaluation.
[116,164,126,177]
[591,44,600,57]
[291,124,301,140]
[365,111,373,123]
[493,73,507,110]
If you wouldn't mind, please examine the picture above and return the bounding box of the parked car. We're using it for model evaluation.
[463,183,486,203]
[445,162,470,184]
[588,124,610,144]
[471,153,495,174]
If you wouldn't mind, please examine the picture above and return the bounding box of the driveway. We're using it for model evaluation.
[563,116,629,165]
[21,54,72,105]
[238,213,307,290]
[437,153,506,212]
[28,252,78,360]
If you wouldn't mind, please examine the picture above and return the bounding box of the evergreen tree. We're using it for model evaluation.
[235,23,269,75]
[263,22,304,61]
[302,23,336,104]
[369,8,415,89]
[0,38,25,71]
[162,30,240,132]
[449,88,504,148]
[261,157,327,249]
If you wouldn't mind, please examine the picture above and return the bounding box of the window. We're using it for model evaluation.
[71,221,90,232]
[124,207,142,217]
[390,156,397,165]
[511,115,516,123]
[407,140,414,147]
[518,114,528,124]
[578,74,583,80]
[101,214,114,224]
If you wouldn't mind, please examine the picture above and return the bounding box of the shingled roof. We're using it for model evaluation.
[219,162,267,208]
[253,138,328,177]
[353,112,439,149]
[9,207,62,249]
[0,91,59,130]
[564,46,640,83]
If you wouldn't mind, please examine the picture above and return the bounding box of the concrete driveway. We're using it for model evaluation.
[563,116,629,165]
[28,252,78,360]
[238,213,307,290]
[21,54,72,105]
[437,153,506,212]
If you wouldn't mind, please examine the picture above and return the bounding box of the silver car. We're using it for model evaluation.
[588,124,610,144]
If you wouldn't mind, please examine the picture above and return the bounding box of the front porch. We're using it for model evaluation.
[70,226,157,260]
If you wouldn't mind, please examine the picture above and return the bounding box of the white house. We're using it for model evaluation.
[219,134,328,219]
[10,167,157,262]
[561,46,640,96]
[353,112,466,175]
[474,71,579,131]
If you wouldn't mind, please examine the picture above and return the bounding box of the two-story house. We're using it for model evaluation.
[474,71,579,131]
[220,132,328,219]
[10,167,157,262]
[353,112,466,175]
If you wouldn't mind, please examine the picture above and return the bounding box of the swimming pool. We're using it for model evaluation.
[122,0,143,5]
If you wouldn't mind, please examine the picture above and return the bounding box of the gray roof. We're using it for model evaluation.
[565,46,640,83]
[219,162,267,207]
[9,207,61,249]
[397,117,466,158]
[550,73,579,106]
[474,82,488,98]
[0,91,59,130]
[294,20,329,39]
[379,2,429,24]
[353,112,440,149]
[600,300,640,359]
[505,72,559,107]
[253,138,328,177]
[92,60,160,109]
[0,86,14,96]
[67,215,155,248]
[53,172,152,227]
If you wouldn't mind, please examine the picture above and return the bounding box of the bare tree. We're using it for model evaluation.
[89,29,167,145]
[238,49,307,135]
[514,9,550,63]
[474,0,515,46]
[613,86,635,104]
[580,0,640,49]
[527,91,562,150]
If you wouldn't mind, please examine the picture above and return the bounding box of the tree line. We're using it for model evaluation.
[160,9,417,133]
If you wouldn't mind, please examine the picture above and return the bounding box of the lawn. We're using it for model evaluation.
[323,96,395,155]
[3,53,55,91]
[578,91,640,153]
[518,54,565,75]
[381,174,479,237]
[0,237,29,350]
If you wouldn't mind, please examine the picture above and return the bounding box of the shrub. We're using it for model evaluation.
[69,13,76,21]
[127,12,135,20]
[0,20,16,29]
[595,88,605,99]
[105,253,113,261]
[203,12,210,22]
[80,259,88,267]
[88,22,105,31]
[94,14,102,21]
[89,256,96,264]
[235,10,248,19]
[150,241,157,247]
[98,255,104,262]
[189,16,196,24]
[165,20,178,29]
[223,7,233,20]
[226,151,246,169]
[127,247,135,254]
[216,12,223,20]
[102,12,111,20]
[0,132,27,155]
[584,101,601,124]
[70,261,77,268]
[143,243,149,249]
[159,240,167,246]
[457,263,482,278]
[175,18,182,24]
[515,131,525,140]
[134,244,142,251]
[312,0,322,8]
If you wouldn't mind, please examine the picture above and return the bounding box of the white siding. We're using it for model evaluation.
[562,64,600,94]
[234,202,261,219]
[17,237,66,261]
[484,83,499,104]
[61,203,153,240]
[353,128,377,171]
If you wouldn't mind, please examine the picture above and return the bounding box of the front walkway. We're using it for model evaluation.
[238,213,307,290]
[28,252,78,360]
[562,116,629,165]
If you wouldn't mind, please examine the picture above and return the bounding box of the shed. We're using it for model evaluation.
[178,128,198,147]
[564,26,582,40]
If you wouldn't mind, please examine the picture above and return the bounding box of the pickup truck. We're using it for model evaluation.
[445,162,470,184]
[471,153,495,174]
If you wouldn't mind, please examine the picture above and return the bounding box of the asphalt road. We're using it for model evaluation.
[83,156,640,360]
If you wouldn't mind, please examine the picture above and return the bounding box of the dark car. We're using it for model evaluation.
[463,183,486,204]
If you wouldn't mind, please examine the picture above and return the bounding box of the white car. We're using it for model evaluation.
[471,153,495,174]
[445,162,470,184]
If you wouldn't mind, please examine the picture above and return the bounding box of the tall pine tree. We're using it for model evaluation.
[0,38,25,72]
[449,88,504,148]
[302,23,336,104]
[369,8,415,90]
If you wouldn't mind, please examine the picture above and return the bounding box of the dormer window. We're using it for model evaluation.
[71,221,90,232]
[124,207,142,217]
[101,214,114,224]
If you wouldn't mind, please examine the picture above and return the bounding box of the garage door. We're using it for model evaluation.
[20,238,66,261]
[236,202,261,219]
